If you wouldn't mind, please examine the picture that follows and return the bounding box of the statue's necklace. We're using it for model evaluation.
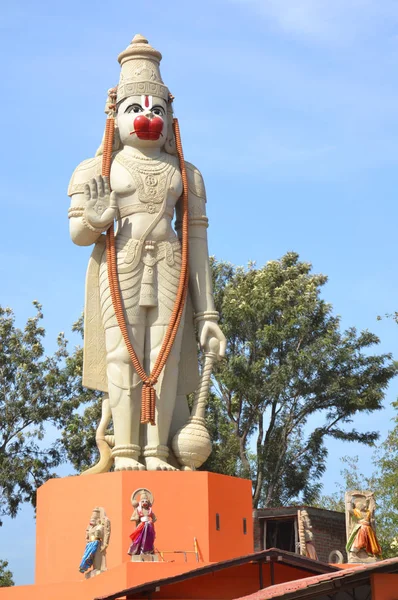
[116,152,177,205]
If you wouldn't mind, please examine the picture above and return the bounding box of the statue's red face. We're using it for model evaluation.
[117,95,167,148]
[141,498,150,509]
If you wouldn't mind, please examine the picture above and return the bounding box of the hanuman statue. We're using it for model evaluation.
[68,34,225,472]
[128,488,156,558]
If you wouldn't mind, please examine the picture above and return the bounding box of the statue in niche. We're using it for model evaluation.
[68,34,226,473]
[345,490,382,563]
[79,507,111,576]
[298,509,318,560]
[128,488,157,559]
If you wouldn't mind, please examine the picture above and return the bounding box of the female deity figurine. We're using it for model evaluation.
[79,507,111,575]
[68,34,226,473]
[345,491,382,562]
[128,488,156,558]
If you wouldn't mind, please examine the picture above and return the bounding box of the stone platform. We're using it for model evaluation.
[0,471,253,600]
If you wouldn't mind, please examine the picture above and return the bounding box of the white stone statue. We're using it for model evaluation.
[68,34,226,473]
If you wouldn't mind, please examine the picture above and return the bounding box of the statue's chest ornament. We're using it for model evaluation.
[115,153,176,213]
[114,152,180,275]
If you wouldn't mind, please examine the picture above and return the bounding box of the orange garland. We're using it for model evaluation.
[102,114,189,425]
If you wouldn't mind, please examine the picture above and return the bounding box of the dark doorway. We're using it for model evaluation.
[265,518,296,552]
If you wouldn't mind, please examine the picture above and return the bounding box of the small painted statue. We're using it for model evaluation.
[128,488,156,556]
[298,509,318,561]
[345,491,382,562]
[79,507,111,575]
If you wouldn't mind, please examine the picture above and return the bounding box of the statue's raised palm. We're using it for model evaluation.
[84,176,118,230]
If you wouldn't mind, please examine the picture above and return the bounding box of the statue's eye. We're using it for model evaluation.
[125,104,143,114]
[152,106,164,117]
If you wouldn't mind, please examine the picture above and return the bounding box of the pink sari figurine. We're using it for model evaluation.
[128,489,156,556]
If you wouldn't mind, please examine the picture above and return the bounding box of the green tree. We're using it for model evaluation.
[371,404,398,556]
[315,442,398,559]
[0,303,95,522]
[314,455,372,512]
[58,316,104,472]
[0,560,14,587]
[203,253,397,508]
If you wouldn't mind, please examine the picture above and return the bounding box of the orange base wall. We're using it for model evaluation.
[0,471,253,600]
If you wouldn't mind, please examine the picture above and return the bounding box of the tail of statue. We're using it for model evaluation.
[81,394,114,476]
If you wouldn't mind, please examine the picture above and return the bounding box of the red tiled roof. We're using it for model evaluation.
[237,557,398,600]
[95,548,338,600]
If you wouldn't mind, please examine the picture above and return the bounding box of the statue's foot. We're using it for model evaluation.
[145,457,177,471]
[114,457,145,471]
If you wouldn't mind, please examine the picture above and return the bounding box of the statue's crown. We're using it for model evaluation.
[116,34,169,104]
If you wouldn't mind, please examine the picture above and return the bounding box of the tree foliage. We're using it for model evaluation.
[315,428,398,560]
[58,316,104,472]
[372,404,398,556]
[203,253,397,508]
[0,560,14,587]
[0,303,95,521]
[3,251,394,522]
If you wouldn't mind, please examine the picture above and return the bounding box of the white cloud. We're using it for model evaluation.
[229,0,398,45]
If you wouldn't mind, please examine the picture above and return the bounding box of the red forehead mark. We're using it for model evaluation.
[144,96,150,108]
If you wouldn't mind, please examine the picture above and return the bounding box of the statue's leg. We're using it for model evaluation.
[143,319,184,471]
[92,545,102,572]
[105,324,145,471]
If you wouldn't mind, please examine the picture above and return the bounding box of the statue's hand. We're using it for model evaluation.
[84,176,118,230]
[198,321,226,360]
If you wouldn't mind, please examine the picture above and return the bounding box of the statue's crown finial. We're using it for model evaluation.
[118,34,162,65]
[131,34,148,45]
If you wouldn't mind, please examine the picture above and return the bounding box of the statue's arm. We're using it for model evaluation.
[130,509,139,522]
[181,162,215,314]
[178,162,226,357]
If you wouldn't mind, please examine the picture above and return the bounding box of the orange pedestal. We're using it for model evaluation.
[0,472,253,600]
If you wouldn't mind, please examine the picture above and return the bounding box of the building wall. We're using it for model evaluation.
[371,573,398,600]
[137,562,319,599]
[253,506,346,564]
[253,509,263,552]
[308,507,346,563]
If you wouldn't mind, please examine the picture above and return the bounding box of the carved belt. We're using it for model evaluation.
[138,239,181,307]
[119,236,178,273]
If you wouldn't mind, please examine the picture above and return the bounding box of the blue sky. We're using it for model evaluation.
[1,0,398,586]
